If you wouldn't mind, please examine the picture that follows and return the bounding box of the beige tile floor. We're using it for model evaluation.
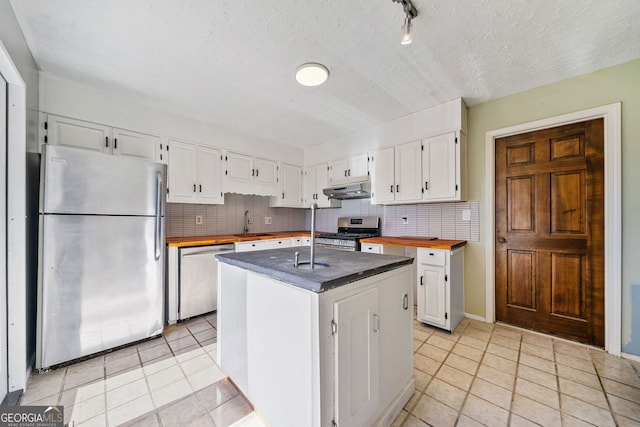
[399,317,640,427]
[19,313,640,426]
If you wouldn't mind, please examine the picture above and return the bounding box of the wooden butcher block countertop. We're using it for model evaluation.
[360,236,467,250]
[166,231,320,248]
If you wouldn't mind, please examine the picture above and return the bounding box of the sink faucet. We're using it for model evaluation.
[310,203,318,269]
[243,210,251,234]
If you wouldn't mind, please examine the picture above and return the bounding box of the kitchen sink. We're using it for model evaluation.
[295,262,331,270]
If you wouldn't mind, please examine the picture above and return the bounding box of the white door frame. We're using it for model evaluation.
[484,103,622,356]
[0,66,8,403]
[0,40,28,392]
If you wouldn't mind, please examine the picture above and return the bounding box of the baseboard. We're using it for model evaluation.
[464,312,486,322]
[621,352,640,363]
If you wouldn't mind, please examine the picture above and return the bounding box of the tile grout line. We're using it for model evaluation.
[506,330,523,426]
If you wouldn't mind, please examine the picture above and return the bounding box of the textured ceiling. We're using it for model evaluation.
[10,0,640,149]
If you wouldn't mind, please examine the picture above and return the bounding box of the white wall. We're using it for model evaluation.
[304,98,466,165]
[39,73,303,165]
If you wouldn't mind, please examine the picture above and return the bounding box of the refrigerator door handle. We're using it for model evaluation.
[155,172,162,261]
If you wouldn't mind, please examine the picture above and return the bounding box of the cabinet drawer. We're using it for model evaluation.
[361,244,382,254]
[418,249,446,266]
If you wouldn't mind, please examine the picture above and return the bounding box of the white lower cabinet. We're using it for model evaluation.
[416,247,464,332]
[234,238,292,252]
[218,264,414,427]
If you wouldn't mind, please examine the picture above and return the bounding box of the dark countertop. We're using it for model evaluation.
[216,247,413,293]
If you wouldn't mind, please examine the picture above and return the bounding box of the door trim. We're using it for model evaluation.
[0,40,28,391]
[484,103,621,356]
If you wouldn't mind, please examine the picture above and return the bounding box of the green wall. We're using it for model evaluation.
[465,58,640,354]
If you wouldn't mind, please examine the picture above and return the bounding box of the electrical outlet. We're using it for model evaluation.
[265,217,272,225]
[402,216,408,225]
[462,209,471,221]
[195,215,203,225]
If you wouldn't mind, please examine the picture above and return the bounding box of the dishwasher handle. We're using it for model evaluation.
[182,250,234,258]
[180,245,236,257]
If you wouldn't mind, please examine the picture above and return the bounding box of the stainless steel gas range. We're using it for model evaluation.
[315,217,380,251]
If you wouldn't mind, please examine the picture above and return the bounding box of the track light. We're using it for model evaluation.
[392,0,418,45]
[401,15,412,45]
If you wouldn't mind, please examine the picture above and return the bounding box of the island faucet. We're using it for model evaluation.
[243,210,251,234]
[310,202,318,269]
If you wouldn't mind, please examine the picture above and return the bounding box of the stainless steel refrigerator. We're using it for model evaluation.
[36,145,166,369]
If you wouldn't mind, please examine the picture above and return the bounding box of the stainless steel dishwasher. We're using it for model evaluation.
[179,244,235,320]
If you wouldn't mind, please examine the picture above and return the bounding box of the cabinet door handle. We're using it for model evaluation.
[396,184,400,193]
[344,170,348,177]
[373,314,380,333]
[199,184,202,193]
[425,181,428,190]
[252,169,255,176]
[105,136,109,148]
[348,169,351,176]
[390,185,394,193]
[193,184,196,192]
[282,192,285,199]
[420,276,424,286]
[255,169,259,177]
[403,293,409,310]
[498,237,506,243]
[114,138,117,149]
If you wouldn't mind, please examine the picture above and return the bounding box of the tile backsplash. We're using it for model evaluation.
[166,193,306,237]
[167,195,480,242]
[304,199,481,241]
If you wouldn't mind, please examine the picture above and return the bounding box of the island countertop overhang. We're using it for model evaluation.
[216,247,413,293]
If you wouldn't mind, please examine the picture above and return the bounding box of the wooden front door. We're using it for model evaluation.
[495,119,604,346]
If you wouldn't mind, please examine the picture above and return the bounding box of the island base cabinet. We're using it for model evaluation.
[218,264,414,427]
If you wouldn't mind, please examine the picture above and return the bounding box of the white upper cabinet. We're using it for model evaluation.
[43,114,161,162]
[112,128,159,161]
[269,163,303,207]
[254,158,278,188]
[303,163,341,208]
[369,148,395,204]
[167,139,223,204]
[422,132,460,201]
[370,141,422,204]
[46,115,111,154]
[224,151,279,197]
[225,151,253,184]
[328,153,369,186]
[395,140,423,203]
[370,131,466,205]
[197,145,224,204]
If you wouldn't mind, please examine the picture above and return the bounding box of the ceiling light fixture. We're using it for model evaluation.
[392,0,418,45]
[295,63,329,87]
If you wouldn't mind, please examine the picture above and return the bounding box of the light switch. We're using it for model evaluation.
[462,209,471,221]
[402,216,408,225]
[265,217,272,225]
[195,215,203,225]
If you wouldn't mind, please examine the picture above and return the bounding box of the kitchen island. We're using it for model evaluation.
[216,247,415,427]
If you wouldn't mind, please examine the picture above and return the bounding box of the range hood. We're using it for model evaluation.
[323,181,371,200]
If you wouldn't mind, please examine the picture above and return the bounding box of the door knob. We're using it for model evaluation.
[497,237,506,243]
